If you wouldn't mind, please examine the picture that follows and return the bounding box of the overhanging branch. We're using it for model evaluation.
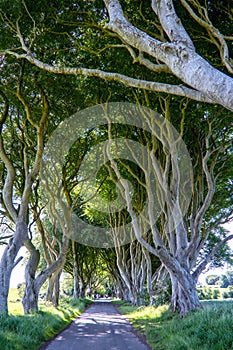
[1,50,215,103]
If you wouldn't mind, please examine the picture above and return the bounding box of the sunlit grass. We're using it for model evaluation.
[8,288,24,315]
[114,300,233,350]
[0,289,92,350]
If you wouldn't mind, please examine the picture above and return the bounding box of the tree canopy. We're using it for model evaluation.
[0,0,232,316]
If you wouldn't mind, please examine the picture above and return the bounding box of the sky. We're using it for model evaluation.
[0,222,232,288]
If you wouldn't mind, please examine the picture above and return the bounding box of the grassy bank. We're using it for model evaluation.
[114,300,233,350]
[0,290,92,350]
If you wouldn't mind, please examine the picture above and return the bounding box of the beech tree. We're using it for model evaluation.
[103,102,232,316]
[0,0,233,316]
[65,100,231,315]
[0,0,233,110]
[0,63,49,314]
[21,197,70,313]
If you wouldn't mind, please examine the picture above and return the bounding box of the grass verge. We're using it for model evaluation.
[0,295,92,350]
[113,300,233,350]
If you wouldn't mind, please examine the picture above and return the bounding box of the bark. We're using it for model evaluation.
[52,271,62,307]
[105,105,229,315]
[135,226,203,315]
[66,242,98,299]
[114,276,125,300]
[104,0,233,111]
[32,216,60,303]
[0,79,49,314]
[0,220,28,313]
[73,271,80,299]
[22,238,40,314]
[3,1,233,110]
[72,240,80,299]
[113,230,146,306]
[147,244,202,316]
[170,273,201,316]
[7,53,213,104]
[46,270,62,304]
[22,237,69,314]
[100,249,127,300]
[46,276,55,302]
[78,279,88,298]
[142,247,154,306]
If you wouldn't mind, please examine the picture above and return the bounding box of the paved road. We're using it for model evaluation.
[41,299,150,350]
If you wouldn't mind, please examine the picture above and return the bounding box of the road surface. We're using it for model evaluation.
[40,299,151,350]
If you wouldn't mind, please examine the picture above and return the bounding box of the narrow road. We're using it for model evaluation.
[41,299,150,350]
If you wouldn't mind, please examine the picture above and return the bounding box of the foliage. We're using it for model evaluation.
[115,300,233,350]
[0,0,232,316]
[197,286,233,300]
[152,279,172,307]
[197,286,219,300]
[219,275,230,288]
[60,274,74,297]
[205,271,233,288]
[226,271,233,285]
[222,289,233,299]
[205,275,220,285]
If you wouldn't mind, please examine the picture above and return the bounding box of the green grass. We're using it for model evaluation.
[0,290,92,350]
[114,300,233,350]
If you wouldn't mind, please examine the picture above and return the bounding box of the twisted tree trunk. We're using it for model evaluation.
[22,237,69,314]
[52,271,62,307]
[170,273,201,316]
[0,220,27,313]
[22,238,40,314]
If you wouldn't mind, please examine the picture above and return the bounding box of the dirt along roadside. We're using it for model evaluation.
[38,299,151,350]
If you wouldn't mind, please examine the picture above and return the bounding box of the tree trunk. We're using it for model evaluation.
[143,247,154,306]
[46,271,61,304]
[121,287,131,302]
[79,280,86,298]
[169,271,201,317]
[73,275,80,299]
[114,276,125,300]
[46,276,55,302]
[130,288,143,306]
[22,238,40,314]
[0,220,28,313]
[22,282,39,314]
[52,271,62,307]
[72,240,80,298]
[22,237,69,314]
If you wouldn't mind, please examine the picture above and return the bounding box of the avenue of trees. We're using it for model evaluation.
[0,0,233,317]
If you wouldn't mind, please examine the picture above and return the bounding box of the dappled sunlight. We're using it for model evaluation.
[44,301,149,350]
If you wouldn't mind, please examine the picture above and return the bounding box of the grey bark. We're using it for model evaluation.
[46,270,63,304]
[104,0,233,111]
[0,83,48,314]
[113,231,146,306]
[46,276,55,302]
[22,238,40,314]
[2,0,233,110]
[106,115,231,315]
[52,271,62,307]
[72,241,80,299]
[22,237,69,314]
[0,220,28,313]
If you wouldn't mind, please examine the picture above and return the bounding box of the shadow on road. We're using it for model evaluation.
[40,300,151,350]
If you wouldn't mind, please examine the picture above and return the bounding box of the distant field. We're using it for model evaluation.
[197,285,233,300]
[8,288,24,314]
